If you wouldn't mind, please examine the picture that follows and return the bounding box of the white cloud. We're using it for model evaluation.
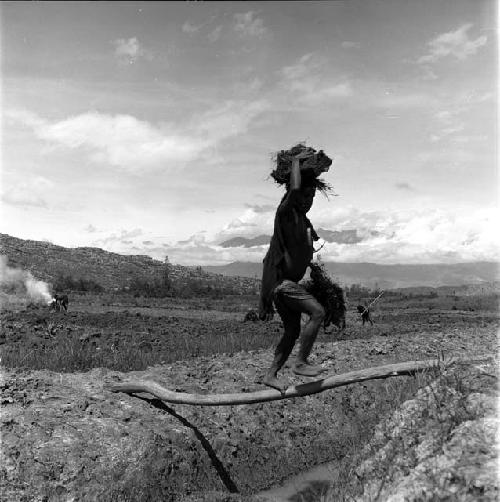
[416,147,484,169]
[419,65,438,81]
[96,228,144,246]
[83,206,498,265]
[240,77,263,93]
[191,99,269,144]
[394,182,415,192]
[234,11,266,38]
[215,207,274,241]
[114,37,140,57]
[466,91,495,104]
[88,205,499,265]
[427,89,494,143]
[238,206,499,264]
[428,108,467,143]
[315,83,353,100]
[20,111,204,170]
[418,23,487,64]
[160,243,268,266]
[182,21,202,34]
[315,206,499,264]
[280,53,353,104]
[244,203,274,213]
[341,41,360,49]
[5,108,44,128]
[281,53,320,81]
[376,92,437,109]
[451,134,488,144]
[112,37,152,64]
[7,103,268,172]
[181,16,218,36]
[208,25,223,43]
[1,176,54,208]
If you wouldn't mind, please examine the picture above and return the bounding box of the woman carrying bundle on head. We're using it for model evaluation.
[259,143,342,392]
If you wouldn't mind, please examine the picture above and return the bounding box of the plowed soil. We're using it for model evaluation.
[1,295,498,501]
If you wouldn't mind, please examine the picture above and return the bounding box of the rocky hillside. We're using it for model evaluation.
[0,234,260,294]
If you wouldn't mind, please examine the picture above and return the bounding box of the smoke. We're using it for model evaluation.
[0,255,53,304]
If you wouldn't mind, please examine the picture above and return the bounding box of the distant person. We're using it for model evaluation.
[50,294,69,312]
[244,309,259,322]
[357,304,373,326]
[259,146,333,392]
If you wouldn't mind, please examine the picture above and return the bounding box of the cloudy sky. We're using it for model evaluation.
[1,1,498,265]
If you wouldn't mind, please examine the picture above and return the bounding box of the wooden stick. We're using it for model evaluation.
[107,357,491,406]
[367,290,384,309]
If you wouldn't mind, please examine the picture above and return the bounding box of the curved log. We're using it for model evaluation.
[107,357,491,406]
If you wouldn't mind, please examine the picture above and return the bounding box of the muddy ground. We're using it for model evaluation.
[0,294,498,501]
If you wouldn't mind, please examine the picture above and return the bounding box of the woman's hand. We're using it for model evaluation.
[292,150,315,164]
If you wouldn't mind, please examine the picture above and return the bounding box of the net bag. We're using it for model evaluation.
[270,143,333,193]
[301,261,346,329]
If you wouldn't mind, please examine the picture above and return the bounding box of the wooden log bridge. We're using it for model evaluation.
[108,357,491,406]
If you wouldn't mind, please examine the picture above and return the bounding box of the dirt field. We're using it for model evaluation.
[2,291,497,372]
[1,292,498,501]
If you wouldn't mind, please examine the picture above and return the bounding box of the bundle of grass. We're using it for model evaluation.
[302,260,346,330]
[271,143,334,194]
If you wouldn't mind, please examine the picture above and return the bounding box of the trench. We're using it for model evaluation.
[139,395,240,493]
[138,391,343,500]
[255,461,339,502]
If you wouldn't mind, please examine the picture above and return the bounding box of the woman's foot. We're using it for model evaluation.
[293,362,324,377]
[263,374,288,393]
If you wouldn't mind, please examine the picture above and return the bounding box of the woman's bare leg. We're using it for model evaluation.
[263,306,300,392]
[274,294,326,377]
[292,297,325,376]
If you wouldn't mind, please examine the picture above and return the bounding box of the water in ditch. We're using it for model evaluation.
[256,461,338,502]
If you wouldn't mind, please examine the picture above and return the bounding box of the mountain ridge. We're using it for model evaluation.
[202,260,499,289]
[219,228,366,247]
[1,233,497,290]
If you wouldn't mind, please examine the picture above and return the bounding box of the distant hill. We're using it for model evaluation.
[2,233,497,292]
[316,228,365,244]
[202,261,499,289]
[219,228,365,247]
[220,235,270,248]
[0,234,259,293]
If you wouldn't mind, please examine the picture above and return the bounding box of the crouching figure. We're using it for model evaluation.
[244,310,259,322]
[357,305,373,326]
[50,294,69,312]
